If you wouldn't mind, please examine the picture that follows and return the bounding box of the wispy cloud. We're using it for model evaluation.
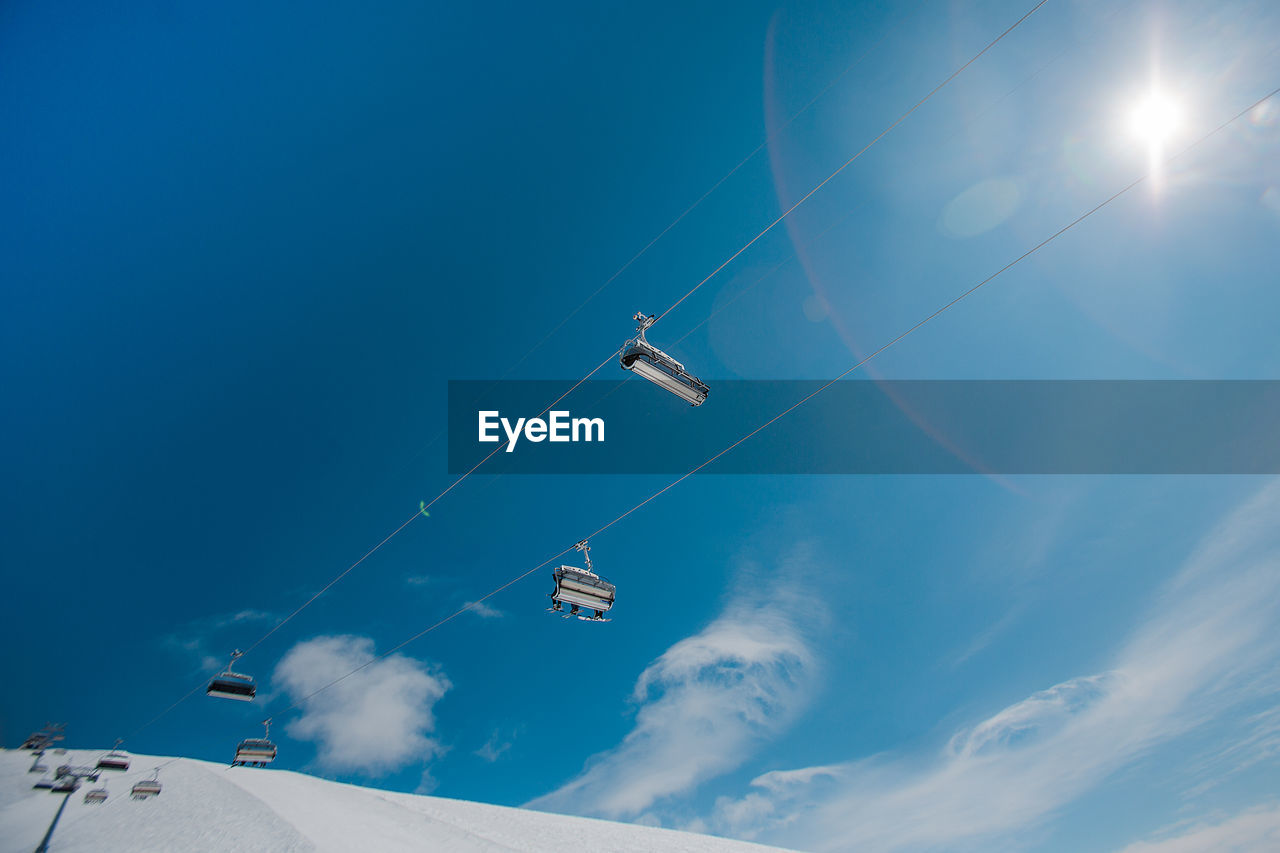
[164,608,277,671]
[463,600,503,619]
[1180,703,1280,800]
[274,634,451,776]
[474,729,514,763]
[415,768,440,795]
[527,547,824,820]
[706,481,1280,852]
[1114,802,1280,852]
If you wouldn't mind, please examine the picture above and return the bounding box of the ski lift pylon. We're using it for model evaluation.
[233,718,278,767]
[207,649,257,701]
[548,540,616,622]
[620,312,709,406]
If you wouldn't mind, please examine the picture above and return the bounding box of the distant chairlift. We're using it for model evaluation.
[28,752,48,774]
[233,719,278,768]
[548,540,615,622]
[32,776,54,790]
[207,649,256,701]
[84,782,108,804]
[97,739,131,772]
[620,312,709,406]
[21,723,66,751]
[51,775,79,794]
[131,769,162,800]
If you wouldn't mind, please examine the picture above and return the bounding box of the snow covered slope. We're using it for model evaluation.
[0,749,794,852]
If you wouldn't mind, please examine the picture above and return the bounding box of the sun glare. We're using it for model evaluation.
[1127,88,1185,185]
[1130,92,1183,146]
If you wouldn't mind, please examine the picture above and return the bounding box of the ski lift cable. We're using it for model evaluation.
[651,0,1052,329]
[118,349,625,743]
[186,0,949,721]
[668,207,859,350]
[271,549,573,718]
[665,0,1131,353]
[118,0,1112,743]
[940,0,1134,153]
[57,756,184,834]
[604,88,1280,522]
[205,0,1041,668]
[218,9,1059,667]
[404,0,927,458]
[125,681,207,742]
[238,345,625,658]
[204,7,942,670]
[491,0,927,381]
[265,84,1280,717]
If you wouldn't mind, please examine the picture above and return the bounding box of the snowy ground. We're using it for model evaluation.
[0,748,795,852]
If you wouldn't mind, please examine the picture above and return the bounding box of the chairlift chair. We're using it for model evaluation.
[32,776,54,790]
[207,649,256,701]
[97,740,131,771]
[51,776,79,794]
[131,769,162,799]
[84,783,108,804]
[232,719,277,767]
[548,540,616,621]
[21,723,65,751]
[620,312,709,406]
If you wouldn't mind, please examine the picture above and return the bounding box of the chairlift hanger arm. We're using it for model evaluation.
[573,539,592,572]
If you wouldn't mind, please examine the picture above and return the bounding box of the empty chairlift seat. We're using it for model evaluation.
[233,719,277,767]
[620,312,709,406]
[207,649,256,701]
[233,739,277,767]
[548,540,616,621]
[97,740,130,772]
[84,784,108,804]
[131,770,162,799]
[51,776,79,793]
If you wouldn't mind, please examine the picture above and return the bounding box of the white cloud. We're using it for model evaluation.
[708,481,1280,852]
[526,548,823,820]
[463,600,503,619]
[1114,802,1280,852]
[273,635,451,776]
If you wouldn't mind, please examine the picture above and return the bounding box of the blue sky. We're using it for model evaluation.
[4,0,1280,850]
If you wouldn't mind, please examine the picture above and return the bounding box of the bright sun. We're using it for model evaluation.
[1130,92,1183,147]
